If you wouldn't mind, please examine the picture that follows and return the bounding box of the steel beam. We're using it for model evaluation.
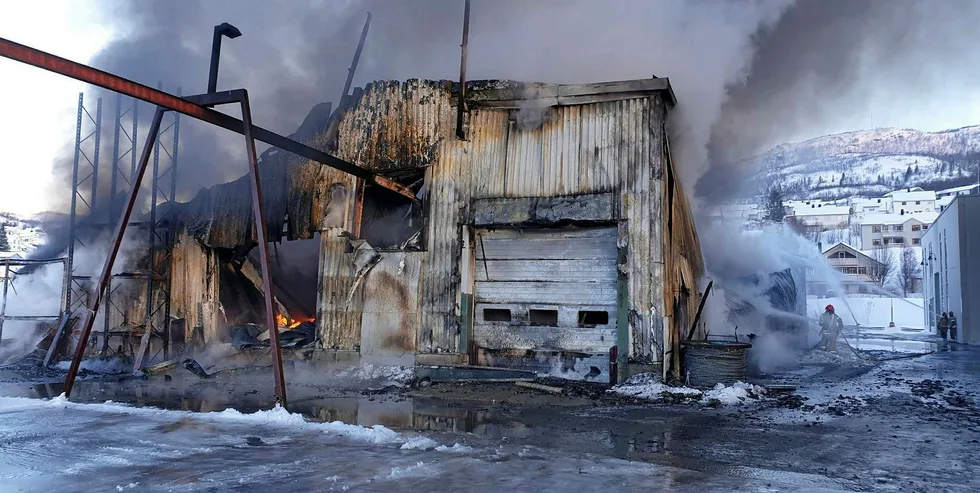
[0,37,414,201]
[63,107,165,398]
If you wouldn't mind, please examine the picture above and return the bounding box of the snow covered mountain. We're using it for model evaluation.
[736,126,980,200]
[0,212,47,258]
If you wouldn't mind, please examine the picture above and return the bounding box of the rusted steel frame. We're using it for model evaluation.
[187,89,287,406]
[686,280,712,341]
[351,179,366,238]
[341,12,372,101]
[63,107,165,398]
[0,260,9,341]
[0,37,414,201]
[241,93,288,408]
[456,0,471,139]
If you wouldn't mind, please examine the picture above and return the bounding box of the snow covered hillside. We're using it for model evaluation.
[0,212,46,258]
[735,126,980,200]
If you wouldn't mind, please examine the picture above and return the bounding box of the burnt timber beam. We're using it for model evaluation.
[0,36,415,201]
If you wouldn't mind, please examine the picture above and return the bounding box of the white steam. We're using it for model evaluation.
[0,231,146,364]
[697,220,852,372]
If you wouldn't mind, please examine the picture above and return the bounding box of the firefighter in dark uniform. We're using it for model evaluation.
[819,304,844,352]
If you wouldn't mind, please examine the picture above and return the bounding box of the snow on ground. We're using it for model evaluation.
[0,394,789,492]
[609,373,766,405]
[809,295,925,330]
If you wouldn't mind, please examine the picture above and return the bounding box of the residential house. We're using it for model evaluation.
[884,188,936,214]
[860,212,938,249]
[850,197,888,217]
[921,195,980,343]
[810,243,886,295]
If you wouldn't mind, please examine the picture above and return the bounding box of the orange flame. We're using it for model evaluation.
[276,313,313,328]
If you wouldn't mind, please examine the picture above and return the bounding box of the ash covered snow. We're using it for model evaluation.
[609,373,766,405]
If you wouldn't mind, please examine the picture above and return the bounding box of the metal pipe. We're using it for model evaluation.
[63,107,165,399]
[134,96,165,372]
[341,12,372,101]
[0,37,414,200]
[240,91,288,408]
[456,0,471,139]
[207,23,242,94]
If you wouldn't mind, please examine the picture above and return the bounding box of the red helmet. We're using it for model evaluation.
[825,304,835,311]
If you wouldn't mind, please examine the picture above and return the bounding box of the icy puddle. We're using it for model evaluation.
[0,395,847,492]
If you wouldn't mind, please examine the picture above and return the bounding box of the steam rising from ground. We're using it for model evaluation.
[0,231,146,364]
[39,0,795,214]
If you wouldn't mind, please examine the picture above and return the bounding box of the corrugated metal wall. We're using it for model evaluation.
[311,80,694,363]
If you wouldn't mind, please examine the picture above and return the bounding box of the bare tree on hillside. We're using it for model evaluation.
[868,247,895,288]
[898,246,922,296]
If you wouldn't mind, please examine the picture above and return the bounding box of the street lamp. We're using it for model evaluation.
[207,22,242,94]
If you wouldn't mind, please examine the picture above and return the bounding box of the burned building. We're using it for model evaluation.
[58,77,704,382]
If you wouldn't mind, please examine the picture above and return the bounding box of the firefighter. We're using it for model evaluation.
[819,304,844,352]
[948,311,958,343]
[938,312,949,341]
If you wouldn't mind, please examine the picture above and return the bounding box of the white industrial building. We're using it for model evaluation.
[920,195,980,343]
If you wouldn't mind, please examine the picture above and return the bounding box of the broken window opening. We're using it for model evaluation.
[483,308,512,322]
[358,168,427,251]
[529,309,559,326]
[577,310,609,327]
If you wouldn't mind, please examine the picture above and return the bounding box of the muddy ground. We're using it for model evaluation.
[2,332,979,492]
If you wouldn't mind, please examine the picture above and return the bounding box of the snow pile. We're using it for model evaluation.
[609,373,767,406]
[54,357,130,374]
[609,373,701,400]
[435,443,474,453]
[700,382,767,405]
[400,436,438,450]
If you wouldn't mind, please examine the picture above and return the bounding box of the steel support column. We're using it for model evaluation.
[63,107,165,398]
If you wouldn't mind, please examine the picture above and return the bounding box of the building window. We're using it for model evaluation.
[872,225,882,233]
[922,224,928,230]
[834,251,856,259]
[911,224,921,231]
[915,201,921,205]
[845,267,858,274]
[873,239,881,246]
[857,266,867,275]
[891,237,905,244]
[913,238,921,245]
[902,201,907,205]
[894,225,903,232]
[883,238,890,244]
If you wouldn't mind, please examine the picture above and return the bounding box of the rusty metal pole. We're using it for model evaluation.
[455,0,471,139]
[240,92,288,408]
[341,12,372,102]
[0,259,10,341]
[63,108,165,398]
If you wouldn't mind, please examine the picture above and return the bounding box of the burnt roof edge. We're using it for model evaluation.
[466,77,676,109]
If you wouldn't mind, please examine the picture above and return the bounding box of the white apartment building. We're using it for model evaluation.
[860,212,938,248]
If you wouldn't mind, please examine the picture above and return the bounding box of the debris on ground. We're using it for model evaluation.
[514,381,564,394]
